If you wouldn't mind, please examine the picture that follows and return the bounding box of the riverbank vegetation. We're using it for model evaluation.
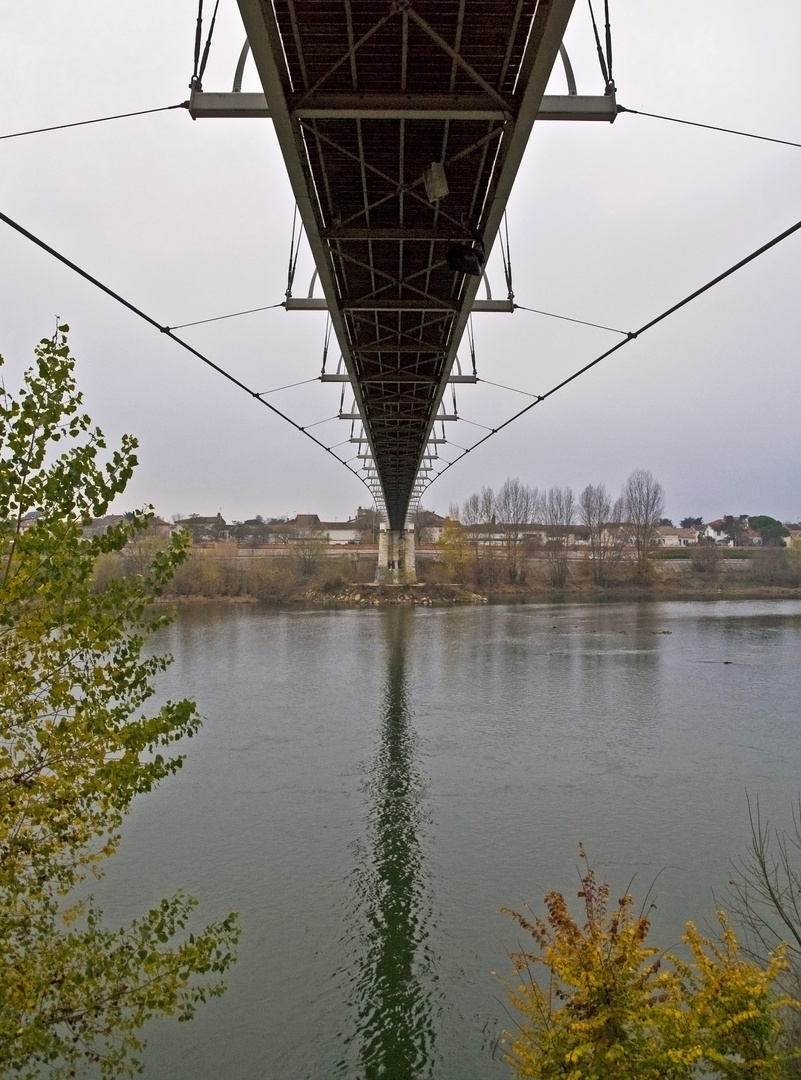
[90,468,801,605]
[504,846,801,1080]
[443,474,801,596]
[95,539,380,603]
[0,331,238,1076]
[92,522,801,605]
[725,797,801,1066]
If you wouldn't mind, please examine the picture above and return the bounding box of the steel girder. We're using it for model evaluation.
[236,0,576,530]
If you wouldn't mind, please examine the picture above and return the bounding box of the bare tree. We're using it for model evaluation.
[579,483,624,585]
[543,486,575,588]
[478,485,499,580]
[726,795,801,988]
[622,468,665,579]
[291,521,327,576]
[496,478,539,584]
[461,492,482,528]
[461,486,499,584]
[268,518,294,546]
[461,490,484,579]
[479,484,496,527]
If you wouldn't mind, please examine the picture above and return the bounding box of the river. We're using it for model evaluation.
[96,600,801,1079]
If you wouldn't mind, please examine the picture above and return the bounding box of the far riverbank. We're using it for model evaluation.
[154,576,801,608]
[98,540,801,606]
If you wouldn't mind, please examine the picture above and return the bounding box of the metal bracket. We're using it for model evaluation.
[286,296,512,313]
[321,372,476,382]
[189,89,271,118]
[189,87,615,122]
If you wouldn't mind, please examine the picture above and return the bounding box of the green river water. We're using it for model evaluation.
[94,599,801,1079]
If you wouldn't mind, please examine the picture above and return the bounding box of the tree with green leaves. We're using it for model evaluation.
[749,515,790,547]
[720,514,749,546]
[0,327,239,1077]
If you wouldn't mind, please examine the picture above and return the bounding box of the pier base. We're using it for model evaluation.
[377,526,416,583]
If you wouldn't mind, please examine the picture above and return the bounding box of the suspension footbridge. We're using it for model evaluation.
[184,0,616,576]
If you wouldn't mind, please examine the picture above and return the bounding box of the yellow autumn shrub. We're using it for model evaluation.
[503,848,798,1080]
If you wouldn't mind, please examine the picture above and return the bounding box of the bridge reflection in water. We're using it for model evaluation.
[336,610,440,1079]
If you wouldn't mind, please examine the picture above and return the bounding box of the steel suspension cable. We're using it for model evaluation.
[500,212,514,300]
[197,0,220,87]
[587,0,611,90]
[514,304,627,334]
[616,105,801,150]
[0,103,189,141]
[424,213,801,490]
[604,0,614,91]
[477,377,541,398]
[191,0,204,87]
[457,416,495,431]
[467,316,477,377]
[320,316,332,375]
[0,207,372,492]
[168,302,284,330]
[285,205,303,299]
[257,377,320,395]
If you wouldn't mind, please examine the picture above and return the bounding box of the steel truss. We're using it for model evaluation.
[226,0,606,528]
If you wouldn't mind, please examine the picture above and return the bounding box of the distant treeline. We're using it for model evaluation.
[93,527,801,601]
[91,467,800,600]
[441,470,665,587]
[440,471,800,589]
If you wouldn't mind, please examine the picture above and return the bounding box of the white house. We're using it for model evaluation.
[703,519,734,546]
[653,526,698,547]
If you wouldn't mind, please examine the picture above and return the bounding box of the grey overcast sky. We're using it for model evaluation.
[2,1,800,524]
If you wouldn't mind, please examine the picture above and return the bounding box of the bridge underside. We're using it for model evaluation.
[237,0,576,529]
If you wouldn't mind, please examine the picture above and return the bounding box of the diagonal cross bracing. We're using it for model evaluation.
[237,0,576,529]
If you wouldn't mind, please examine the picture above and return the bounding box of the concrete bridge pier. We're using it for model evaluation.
[377,525,416,583]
